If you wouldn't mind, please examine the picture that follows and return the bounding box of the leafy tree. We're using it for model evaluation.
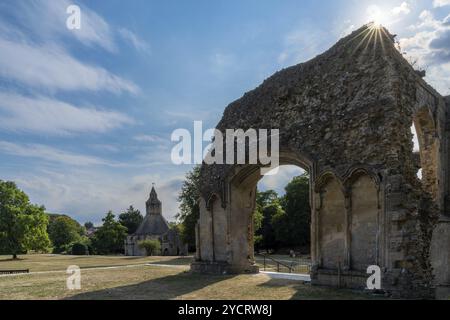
[91,211,127,255]
[71,242,88,255]
[84,221,94,230]
[277,174,311,248]
[260,201,284,252]
[0,180,51,259]
[47,215,83,253]
[138,239,161,256]
[256,190,279,208]
[253,190,279,252]
[118,206,143,235]
[177,166,200,251]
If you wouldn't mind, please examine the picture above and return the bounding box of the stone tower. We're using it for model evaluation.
[146,186,162,216]
[125,185,188,256]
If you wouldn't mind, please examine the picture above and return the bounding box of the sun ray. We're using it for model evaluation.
[378,28,387,56]
[362,28,377,55]
[351,27,375,56]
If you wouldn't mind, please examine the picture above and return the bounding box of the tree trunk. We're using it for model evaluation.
[13,253,17,260]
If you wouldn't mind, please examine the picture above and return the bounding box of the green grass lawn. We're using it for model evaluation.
[0,254,193,272]
[0,254,381,300]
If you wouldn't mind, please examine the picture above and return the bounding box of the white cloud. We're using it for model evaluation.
[400,11,450,94]
[392,2,411,16]
[133,135,166,143]
[434,0,450,8]
[0,92,134,135]
[339,20,356,37]
[0,38,138,94]
[1,0,116,52]
[118,28,151,54]
[9,167,185,224]
[258,165,305,194]
[0,141,113,167]
[425,63,450,95]
[278,28,329,65]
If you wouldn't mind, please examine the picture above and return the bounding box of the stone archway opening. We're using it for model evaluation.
[411,124,422,180]
[256,165,310,255]
[412,106,440,203]
[240,164,315,265]
[224,151,314,273]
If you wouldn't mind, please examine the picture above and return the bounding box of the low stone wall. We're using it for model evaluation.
[191,261,259,275]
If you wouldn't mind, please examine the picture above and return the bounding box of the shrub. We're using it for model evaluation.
[138,239,161,256]
[71,242,88,255]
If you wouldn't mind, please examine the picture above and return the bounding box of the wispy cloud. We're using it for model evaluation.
[0,0,116,52]
[400,10,450,94]
[434,0,450,8]
[0,141,113,167]
[133,134,166,143]
[9,167,185,224]
[392,2,411,16]
[118,28,151,54]
[0,92,134,135]
[0,38,138,94]
[259,165,304,194]
[278,28,329,65]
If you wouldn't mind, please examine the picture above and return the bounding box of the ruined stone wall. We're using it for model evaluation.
[318,177,346,270]
[350,174,379,271]
[194,24,447,298]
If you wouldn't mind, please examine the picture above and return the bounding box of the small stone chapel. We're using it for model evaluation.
[124,186,188,256]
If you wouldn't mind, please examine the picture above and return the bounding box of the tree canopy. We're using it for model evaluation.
[91,211,127,255]
[278,175,311,248]
[118,206,143,235]
[177,165,200,251]
[0,180,51,258]
[47,214,84,253]
[255,173,311,252]
[84,221,94,229]
[138,239,161,256]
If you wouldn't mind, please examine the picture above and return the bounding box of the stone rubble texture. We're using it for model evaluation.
[191,24,450,299]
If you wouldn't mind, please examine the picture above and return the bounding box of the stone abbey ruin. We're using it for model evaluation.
[190,24,450,299]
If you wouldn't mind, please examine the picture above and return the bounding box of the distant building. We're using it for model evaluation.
[85,227,98,238]
[124,186,188,256]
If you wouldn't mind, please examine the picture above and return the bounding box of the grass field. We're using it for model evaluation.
[0,254,192,272]
[0,254,380,300]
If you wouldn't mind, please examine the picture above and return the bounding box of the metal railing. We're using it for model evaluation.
[259,253,294,273]
[256,254,311,274]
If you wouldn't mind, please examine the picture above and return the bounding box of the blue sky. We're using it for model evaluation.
[0,0,449,224]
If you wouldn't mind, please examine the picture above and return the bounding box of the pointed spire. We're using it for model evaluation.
[150,183,157,199]
[146,183,162,216]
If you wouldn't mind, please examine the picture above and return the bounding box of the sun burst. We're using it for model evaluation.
[366,5,389,28]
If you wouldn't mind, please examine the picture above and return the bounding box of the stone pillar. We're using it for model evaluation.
[431,216,450,299]
[191,188,258,275]
[195,222,201,261]
[344,191,351,270]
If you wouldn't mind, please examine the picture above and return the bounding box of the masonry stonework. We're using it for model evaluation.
[191,24,450,299]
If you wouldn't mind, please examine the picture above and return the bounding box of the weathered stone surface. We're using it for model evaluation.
[192,24,449,299]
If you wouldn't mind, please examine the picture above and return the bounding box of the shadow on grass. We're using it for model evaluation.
[257,278,383,300]
[66,271,235,300]
[147,257,193,266]
[0,258,24,262]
